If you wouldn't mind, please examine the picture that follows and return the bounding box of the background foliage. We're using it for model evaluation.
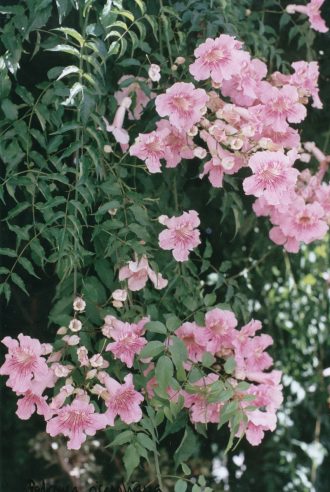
[0,0,329,491]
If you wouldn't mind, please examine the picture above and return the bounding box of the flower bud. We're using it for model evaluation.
[90,354,105,368]
[148,64,161,82]
[187,125,198,137]
[57,326,67,336]
[69,319,82,332]
[194,147,207,159]
[73,297,86,312]
[175,56,185,65]
[67,335,80,346]
[112,300,123,308]
[222,157,235,170]
[103,144,113,154]
[229,137,244,150]
[86,369,97,379]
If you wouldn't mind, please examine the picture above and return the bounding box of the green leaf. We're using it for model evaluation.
[175,480,187,492]
[61,82,83,105]
[55,0,71,24]
[204,293,216,306]
[18,257,39,278]
[144,14,158,40]
[7,202,30,220]
[136,433,155,451]
[236,381,250,391]
[166,315,181,331]
[47,44,80,57]
[54,27,85,47]
[169,336,188,371]
[224,356,236,374]
[118,58,141,67]
[0,283,11,303]
[155,355,173,391]
[201,352,215,368]
[134,0,146,15]
[218,401,239,429]
[145,321,167,335]
[174,427,198,469]
[0,248,17,258]
[11,273,29,295]
[1,99,18,120]
[140,341,164,359]
[181,463,191,475]
[109,430,134,446]
[123,443,140,480]
[57,65,80,80]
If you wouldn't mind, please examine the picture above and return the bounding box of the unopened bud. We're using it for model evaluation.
[57,326,67,336]
[104,144,113,154]
[188,125,198,137]
[175,56,185,65]
[86,369,97,379]
[73,297,86,312]
[222,157,235,170]
[69,319,82,332]
[194,147,207,159]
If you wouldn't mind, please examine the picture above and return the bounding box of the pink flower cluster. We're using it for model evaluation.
[129,34,328,253]
[0,300,283,450]
[144,308,283,446]
[251,144,329,252]
[0,310,147,449]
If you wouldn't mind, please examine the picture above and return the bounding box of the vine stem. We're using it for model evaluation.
[153,447,164,491]
[73,3,91,297]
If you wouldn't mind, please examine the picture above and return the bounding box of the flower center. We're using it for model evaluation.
[172,95,192,113]
[205,48,227,64]
[258,162,284,185]
[298,214,312,225]
[211,322,226,335]
[175,226,192,241]
[145,138,162,153]
[114,389,135,410]
[15,349,36,368]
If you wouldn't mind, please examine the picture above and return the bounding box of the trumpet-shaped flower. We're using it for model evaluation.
[156,120,194,168]
[119,255,168,291]
[114,76,156,120]
[155,82,208,131]
[100,373,144,425]
[243,151,299,205]
[130,131,165,173]
[221,57,267,107]
[158,210,201,262]
[46,397,107,450]
[286,0,328,33]
[189,35,246,83]
[0,334,52,393]
[204,308,238,354]
[259,83,306,132]
[176,322,208,362]
[106,321,148,368]
[280,197,328,244]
